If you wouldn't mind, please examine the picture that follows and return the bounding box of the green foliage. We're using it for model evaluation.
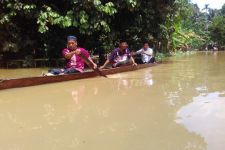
[0,0,175,57]
[1,0,224,60]
[159,0,225,51]
[155,52,167,61]
[209,15,225,46]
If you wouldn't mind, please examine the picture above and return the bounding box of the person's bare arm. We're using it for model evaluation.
[132,49,142,56]
[100,59,110,69]
[88,57,97,69]
[130,56,137,66]
[64,49,81,59]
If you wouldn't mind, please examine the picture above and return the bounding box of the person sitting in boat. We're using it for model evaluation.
[46,36,97,75]
[100,40,137,69]
[133,42,155,64]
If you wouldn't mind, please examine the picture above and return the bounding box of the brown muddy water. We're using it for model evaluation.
[0,51,224,150]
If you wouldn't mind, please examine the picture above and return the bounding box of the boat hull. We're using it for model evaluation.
[0,63,157,90]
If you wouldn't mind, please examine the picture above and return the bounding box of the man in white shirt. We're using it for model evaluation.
[134,42,155,63]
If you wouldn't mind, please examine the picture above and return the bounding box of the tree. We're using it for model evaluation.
[0,0,175,58]
[208,4,225,48]
[209,16,225,46]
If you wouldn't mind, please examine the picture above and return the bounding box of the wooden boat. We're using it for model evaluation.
[0,63,158,90]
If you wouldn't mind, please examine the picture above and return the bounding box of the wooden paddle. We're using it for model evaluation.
[79,52,107,78]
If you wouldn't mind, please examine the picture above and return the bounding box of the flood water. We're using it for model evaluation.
[0,68,48,79]
[0,51,224,150]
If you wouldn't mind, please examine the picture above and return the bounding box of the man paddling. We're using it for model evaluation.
[100,40,137,69]
[46,36,97,75]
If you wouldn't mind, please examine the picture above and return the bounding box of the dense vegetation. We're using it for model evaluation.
[0,0,224,60]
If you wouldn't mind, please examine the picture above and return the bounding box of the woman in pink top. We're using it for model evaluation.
[47,36,97,75]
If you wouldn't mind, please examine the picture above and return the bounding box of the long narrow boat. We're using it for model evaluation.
[0,63,158,90]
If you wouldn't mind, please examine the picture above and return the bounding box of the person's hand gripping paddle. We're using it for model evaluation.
[78,52,107,78]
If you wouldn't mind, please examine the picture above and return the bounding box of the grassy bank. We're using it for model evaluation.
[155,50,197,61]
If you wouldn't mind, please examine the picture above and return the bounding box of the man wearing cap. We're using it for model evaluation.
[46,36,97,75]
[100,40,137,69]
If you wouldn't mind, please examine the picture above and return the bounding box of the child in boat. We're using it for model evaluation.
[133,42,155,64]
[45,36,97,76]
[100,40,137,69]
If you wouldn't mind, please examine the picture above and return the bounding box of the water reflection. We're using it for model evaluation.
[176,91,225,150]
[108,69,154,92]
